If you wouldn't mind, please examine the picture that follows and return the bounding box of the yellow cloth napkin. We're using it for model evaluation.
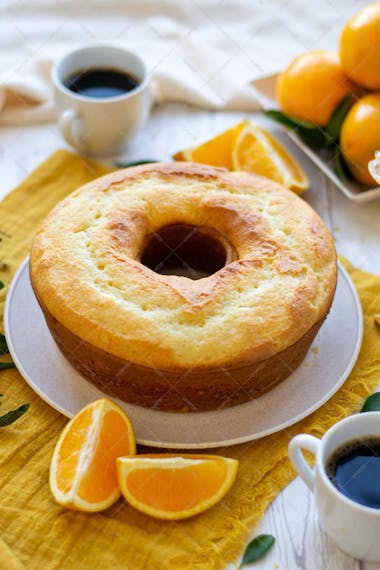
[1,150,380,570]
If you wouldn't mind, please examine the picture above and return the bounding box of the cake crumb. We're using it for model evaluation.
[311,346,319,354]
[274,564,279,569]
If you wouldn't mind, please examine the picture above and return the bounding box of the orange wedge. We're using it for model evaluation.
[232,121,309,194]
[117,454,238,520]
[50,398,136,512]
[369,151,380,185]
[173,121,246,169]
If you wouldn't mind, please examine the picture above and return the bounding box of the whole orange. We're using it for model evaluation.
[340,3,380,90]
[340,93,380,186]
[276,50,358,126]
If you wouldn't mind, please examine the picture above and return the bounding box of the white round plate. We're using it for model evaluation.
[4,258,362,449]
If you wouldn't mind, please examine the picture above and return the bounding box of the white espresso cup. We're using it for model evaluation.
[289,412,380,561]
[52,45,151,156]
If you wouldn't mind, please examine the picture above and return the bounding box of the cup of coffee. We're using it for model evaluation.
[289,412,380,561]
[52,45,151,156]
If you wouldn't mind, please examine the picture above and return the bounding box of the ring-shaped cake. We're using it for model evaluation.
[30,162,337,412]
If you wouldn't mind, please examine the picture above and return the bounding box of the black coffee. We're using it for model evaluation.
[327,437,380,509]
[64,68,139,99]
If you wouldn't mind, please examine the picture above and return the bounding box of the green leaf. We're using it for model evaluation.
[241,534,275,566]
[264,110,327,150]
[333,151,354,184]
[264,110,317,130]
[0,281,4,290]
[0,333,9,355]
[0,403,30,427]
[325,93,354,145]
[115,159,159,168]
[333,152,348,183]
[296,128,327,150]
[361,393,380,413]
[0,361,15,370]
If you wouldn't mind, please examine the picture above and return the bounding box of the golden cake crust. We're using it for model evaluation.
[30,163,336,368]
[30,162,337,374]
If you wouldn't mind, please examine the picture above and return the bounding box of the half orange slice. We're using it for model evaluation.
[117,454,238,520]
[50,398,136,512]
[173,121,246,169]
[232,121,309,193]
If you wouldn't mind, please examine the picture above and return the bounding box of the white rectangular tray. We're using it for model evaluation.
[251,73,380,203]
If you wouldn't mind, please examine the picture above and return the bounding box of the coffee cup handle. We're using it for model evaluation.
[288,434,320,491]
[59,109,86,152]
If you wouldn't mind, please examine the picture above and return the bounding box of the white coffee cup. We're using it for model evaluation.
[289,412,380,561]
[52,45,151,156]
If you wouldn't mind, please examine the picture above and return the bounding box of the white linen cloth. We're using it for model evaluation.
[0,0,370,125]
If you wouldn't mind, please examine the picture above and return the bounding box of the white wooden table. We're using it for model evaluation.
[1,103,380,570]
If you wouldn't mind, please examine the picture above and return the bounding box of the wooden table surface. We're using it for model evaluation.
[1,103,380,570]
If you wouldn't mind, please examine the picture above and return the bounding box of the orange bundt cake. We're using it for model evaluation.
[30,163,337,411]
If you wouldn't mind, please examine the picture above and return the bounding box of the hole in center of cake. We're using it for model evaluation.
[140,223,236,279]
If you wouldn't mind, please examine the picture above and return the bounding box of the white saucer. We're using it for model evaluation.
[4,259,363,449]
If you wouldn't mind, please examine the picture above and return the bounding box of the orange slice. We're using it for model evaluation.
[368,151,380,185]
[117,454,238,520]
[173,121,246,169]
[232,121,309,194]
[50,398,136,512]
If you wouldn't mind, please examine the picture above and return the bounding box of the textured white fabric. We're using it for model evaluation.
[0,0,370,125]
